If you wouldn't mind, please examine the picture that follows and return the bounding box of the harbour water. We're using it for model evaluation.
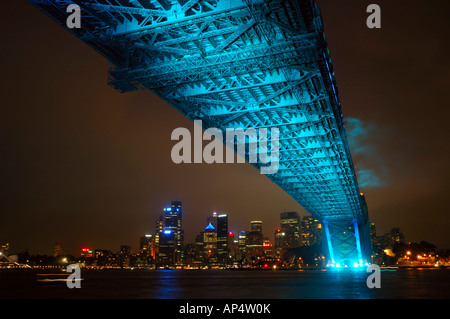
[1,267,449,299]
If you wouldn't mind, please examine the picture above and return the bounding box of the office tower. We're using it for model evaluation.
[280,212,301,249]
[158,229,176,265]
[203,222,217,262]
[274,228,284,257]
[263,238,274,257]
[206,211,218,229]
[236,231,247,261]
[217,214,229,264]
[250,220,263,233]
[228,231,236,261]
[140,234,152,253]
[119,245,131,268]
[246,221,264,259]
[301,216,322,246]
[165,201,184,263]
[155,201,184,265]
[94,249,114,267]
[140,234,155,260]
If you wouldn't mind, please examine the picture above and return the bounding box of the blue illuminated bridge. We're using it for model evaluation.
[30,0,373,267]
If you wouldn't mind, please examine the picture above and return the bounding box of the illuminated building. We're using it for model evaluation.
[274,228,285,258]
[94,249,114,267]
[206,211,218,229]
[81,247,93,258]
[228,232,236,261]
[158,229,176,266]
[236,231,247,261]
[155,201,184,265]
[280,212,301,249]
[119,245,131,268]
[263,238,274,257]
[138,234,155,265]
[217,214,229,264]
[246,221,264,259]
[301,216,323,246]
[203,223,217,262]
[140,234,155,257]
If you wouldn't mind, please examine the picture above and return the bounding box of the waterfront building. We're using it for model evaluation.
[280,212,301,249]
[246,221,264,260]
[217,214,229,264]
[155,201,184,265]
[203,222,217,263]
[274,228,285,258]
[301,216,322,246]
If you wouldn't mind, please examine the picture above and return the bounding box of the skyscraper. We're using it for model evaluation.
[274,228,284,257]
[119,245,131,268]
[280,212,301,249]
[216,214,229,264]
[203,222,217,262]
[236,231,247,261]
[246,221,264,259]
[301,216,322,246]
[155,201,184,265]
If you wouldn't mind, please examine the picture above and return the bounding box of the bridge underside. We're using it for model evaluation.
[29,0,373,266]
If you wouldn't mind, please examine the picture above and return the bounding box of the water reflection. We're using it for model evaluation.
[1,268,449,299]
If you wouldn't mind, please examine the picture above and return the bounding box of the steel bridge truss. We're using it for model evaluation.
[29,0,373,266]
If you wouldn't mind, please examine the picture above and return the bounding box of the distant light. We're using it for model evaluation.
[218,214,227,217]
[229,232,234,236]
[164,230,172,234]
[166,207,172,212]
[145,234,152,238]
[336,263,341,268]
[353,262,359,268]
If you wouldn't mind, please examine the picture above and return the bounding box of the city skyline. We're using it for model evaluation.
[2,1,449,259]
[0,199,428,259]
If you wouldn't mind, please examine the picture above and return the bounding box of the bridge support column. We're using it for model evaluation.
[322,218,372,267]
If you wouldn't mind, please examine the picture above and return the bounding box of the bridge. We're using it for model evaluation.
[29,0,373,267]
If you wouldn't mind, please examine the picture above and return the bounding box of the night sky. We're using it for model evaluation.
[1,0,449,256]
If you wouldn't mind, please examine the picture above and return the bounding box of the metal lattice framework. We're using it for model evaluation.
[29,0,373,266]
